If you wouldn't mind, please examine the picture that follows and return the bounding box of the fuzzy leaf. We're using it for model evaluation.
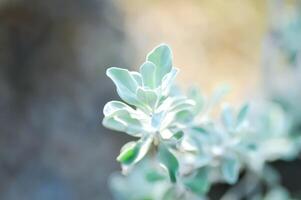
[103,101,132,116]
[146,44,173,86]
[106,67,140,106]
[103,101,143,137]
[137,87,158,110]
[161,68,179,95]
[130,71,143,86]
[140,61,156,89]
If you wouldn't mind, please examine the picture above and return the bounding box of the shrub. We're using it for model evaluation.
[103,44,300,200]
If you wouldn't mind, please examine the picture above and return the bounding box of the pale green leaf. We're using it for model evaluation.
[140,61,156,89]
[131,71,143,86]
[158,144,179,182]
[103,101,133,116]
[169,98,195,114]
[146,44,173,86]
[103,109,144,137]
[161,68,179,95]
[106,67,140,106]
[137,87,158,110]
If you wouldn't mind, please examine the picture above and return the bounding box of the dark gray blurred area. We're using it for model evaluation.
[0,0,133,199]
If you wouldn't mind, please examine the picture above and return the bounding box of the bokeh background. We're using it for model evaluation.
[0,0,300,199]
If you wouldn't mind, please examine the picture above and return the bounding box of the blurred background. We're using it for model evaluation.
[0,0,300,199]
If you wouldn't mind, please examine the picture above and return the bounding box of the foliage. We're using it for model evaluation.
[103,44,300,200]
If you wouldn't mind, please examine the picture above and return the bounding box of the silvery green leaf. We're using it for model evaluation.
[183,168,210,195]
[103,101,143,137]
[222,155,240,184]
[137,87,158,111]
[158,144,179,182]
[106,67,140,106]
[103,110,143,137]
[157,97,195,116]
[130,71,143,86]
[236,104,249,127]
[161,68,179,96]
[146,44,173,86]
[117,136,152,165]
[169,98,196,114]
[140,61,156,89]
[103,100,133,116]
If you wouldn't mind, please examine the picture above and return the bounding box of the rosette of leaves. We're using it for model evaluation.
[239,102,300,172]
[103,44,301,200]
[179,99,250,186]
[263,1,301,133]
[103,44,195,182]
[275,10,301,66]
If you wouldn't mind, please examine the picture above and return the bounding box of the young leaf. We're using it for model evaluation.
[169,98,195,114]
[161,68,179,95]
[158,144,179,182]
[146,44,173,86]
[106,67,140,106]
[130,71,143,86]
[137,87,158,110]
[103,102,144,137]
[103,101,134,116]
[140,61,156,89]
